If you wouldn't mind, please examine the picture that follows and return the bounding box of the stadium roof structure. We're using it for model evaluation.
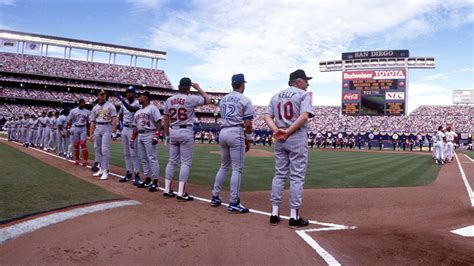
[0,29,166,66]
[319,50,435,72]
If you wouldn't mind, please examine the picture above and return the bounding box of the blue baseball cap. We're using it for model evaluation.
[231,73,247,84]
[126,86,136,93]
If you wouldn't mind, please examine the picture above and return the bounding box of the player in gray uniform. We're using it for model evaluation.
[48,111,59,151]
[13,117,21,141]
[89,90,118,180]
[130,91,162,192]
[36,112,46,147]
[20,114,30,145]
[115,86,141,183]
[264,69,315,228]
[28,115,38,147]
[57,108,70,157]
[5,118,13,141]
[68,99,90,166]
[163,78,210,201]
[42,111,54,150]
[210,74,254,213]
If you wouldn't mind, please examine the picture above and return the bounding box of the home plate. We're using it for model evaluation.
[451,225,474,237]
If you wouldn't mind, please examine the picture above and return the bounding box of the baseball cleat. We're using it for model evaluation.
[270,215,281,225]
[100,170,109,180]
[133,178,143,187]
[148,183,158,192]
[91,162,99,172]
[119,172,133,183]
[228,202,249,214]
[210,196,222,207]
[137,178,152,188]
[82,161,87,167]
[75,160,80,165]
[93,168,103,177]
[289,217,309,228]
[163,190,175,198]
[177,192,194,201]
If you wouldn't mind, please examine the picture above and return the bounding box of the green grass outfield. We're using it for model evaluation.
[0,142,121,222]
[459,149,474,160]
[87,141,441,191]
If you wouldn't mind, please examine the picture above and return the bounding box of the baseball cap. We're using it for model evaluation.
[139,91,152,99]
[126,86,136,93]
[289,69,312,81]
[98,89,107,95]
[179,77,192,88]
[231,73,247,84]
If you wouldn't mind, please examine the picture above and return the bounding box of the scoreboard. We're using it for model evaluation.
[341,69,407,115]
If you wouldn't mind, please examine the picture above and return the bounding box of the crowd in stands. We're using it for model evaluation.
[1,53,173,88]
[1,101,471,135]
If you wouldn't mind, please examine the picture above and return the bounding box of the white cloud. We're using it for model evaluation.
[0,0,15,6]
[147,0,472,91]
[407,82,456,113]
[127,0,168,15]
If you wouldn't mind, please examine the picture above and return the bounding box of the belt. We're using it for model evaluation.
[123,124,135,128]
[96,122,111,125]
[138,129,155,134]
[74,124,86,127]
[172,125,193,129]
[53,128,58,130]
[222,124,243,129]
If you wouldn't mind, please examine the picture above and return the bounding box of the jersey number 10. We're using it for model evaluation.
[277,101,294,120]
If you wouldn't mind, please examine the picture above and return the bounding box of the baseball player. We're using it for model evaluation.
[434,126,445,165]
[42,111,54,151]
[89,90,118,180]
[163,77,210,201]
[130,91,162,192]
[35,112,46,147]
[5,118,12,141]
[210,74,254,213]
[48,111,59,151]
[57,108,70,157]
[68,99,90,166]
[264,69,315,228]
[20,114,30,146]
[13,116,21,142]
[115,86,141,183]
[444,126,458,163]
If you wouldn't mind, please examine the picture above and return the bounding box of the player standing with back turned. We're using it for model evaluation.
[210,73,254,213]
[163,77,210,201]
[264,69,315,228]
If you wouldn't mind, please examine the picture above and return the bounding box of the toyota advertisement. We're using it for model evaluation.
[342,69,406,115]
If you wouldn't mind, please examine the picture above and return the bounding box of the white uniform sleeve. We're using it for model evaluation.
[153,107,163,123]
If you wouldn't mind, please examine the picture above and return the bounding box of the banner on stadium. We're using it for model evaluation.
[0,39,17,48]
[25,42,41,51]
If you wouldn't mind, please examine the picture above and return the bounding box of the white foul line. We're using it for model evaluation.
[0,200,140,245]
[454,153,474,207]
[464,154,474,162]
[2,138,356,264]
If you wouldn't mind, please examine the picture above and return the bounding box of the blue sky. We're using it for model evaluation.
[0,0,473,113]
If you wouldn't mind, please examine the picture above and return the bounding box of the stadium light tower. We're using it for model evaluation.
[319,50,436,116]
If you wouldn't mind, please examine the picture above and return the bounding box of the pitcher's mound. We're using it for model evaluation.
[210,149,273,157]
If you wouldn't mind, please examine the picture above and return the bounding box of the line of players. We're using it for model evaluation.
[2,70,323,228]
[4,110,72,156]
[432,125,458,165]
